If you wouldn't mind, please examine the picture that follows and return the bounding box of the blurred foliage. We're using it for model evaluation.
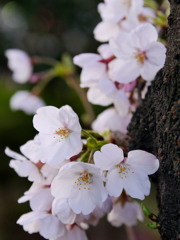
[0,0,162,239]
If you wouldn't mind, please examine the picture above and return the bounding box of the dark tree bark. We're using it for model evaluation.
[128,1,180,240]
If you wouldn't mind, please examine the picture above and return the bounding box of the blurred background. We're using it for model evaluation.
[0,0,161,239]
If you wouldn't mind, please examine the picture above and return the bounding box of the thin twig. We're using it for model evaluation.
[65,74,95,124]
[125,226,136,240]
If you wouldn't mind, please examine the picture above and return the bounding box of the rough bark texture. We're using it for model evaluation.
[128,1,180,240]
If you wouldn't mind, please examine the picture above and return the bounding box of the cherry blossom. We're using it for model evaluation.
[17,211,65,239]
[5,49,32,83]
[92,108,132,134]
[94,7,155,42]
[51,162,108,215]
[33,105,82,166]
[109,23,166,83]
[94,143,159,200]
[5,139,58,184]
[73,44,113,88]
[108,198,143,226]
[10,90,45,115]
[18,183,54,212]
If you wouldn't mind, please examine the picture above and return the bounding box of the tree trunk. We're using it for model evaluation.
[127,1,180,240]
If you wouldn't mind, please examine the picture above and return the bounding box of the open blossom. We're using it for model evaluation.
[73,44,113,88]
[97,0,143,23]
[33,105,82,166]
[5,136,58,184]
[94,143,159,200]
[10,90,45,115]
[109,23,166,83]
[94,4,155,42]
[51,162,108,215]
[17,211,65,239]
[108,199,143,227]
[92,108,132,134]
[5,49,32,83]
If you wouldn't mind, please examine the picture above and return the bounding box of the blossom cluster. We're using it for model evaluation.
[4,0,167,239]
[6,105,159,240]
[74,0,166,134]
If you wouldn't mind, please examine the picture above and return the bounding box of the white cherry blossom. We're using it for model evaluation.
[18,183,54,212]
[98,0,143,23]
[51,162,108,215]
[5,147,43,182]
[5,142,58,184]
[109,23,166,83]
[33,105,82,166]
[5,49,32,83]
[108,199,143,226]
[94,6,156,42]
[94,143,159,200]
[92,108,132,134]
[10,90,45,115]
[73,45,113,88]
[17,211,65,239]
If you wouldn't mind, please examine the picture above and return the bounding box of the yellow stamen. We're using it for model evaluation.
[135,51,146,65]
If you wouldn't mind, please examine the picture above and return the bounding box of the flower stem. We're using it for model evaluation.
[65,74,95,124]
[125,226,136,240]
[32,70,56,96]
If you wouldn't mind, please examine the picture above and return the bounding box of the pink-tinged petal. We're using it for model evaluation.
[109,59,140,83]
[17,211,46,225]
[73,53,101,67]
[113,91,130,117]
[39,214,65,239]
[30,188,53,212]
[87,87,113,106]
[131,23,158,50]
[97,44,114,59]
[140,60,162,81]
[58,105,82,132]
[110,33,133,59]
[80,63,106,86]
[94,21,120,42]
[127,150,159,174]
[5,147,26,161]
[56,226,88,240]
[146,41,166,66]
[20,137,40,163]
[33,106,62,134]
[69,189,96,215]
[122,169,150,200]
[51,171,78,199]
[92,108,132,134]
[94,144,124,171]
[52,198,76,224]
[106,168,123,197]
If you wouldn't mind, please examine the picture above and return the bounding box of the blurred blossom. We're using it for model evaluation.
[5,49,32,83]
[10,90,45,115]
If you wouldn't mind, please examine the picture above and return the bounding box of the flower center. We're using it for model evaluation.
[138,14,148,22]
[75,171,93,190]
[122,0,131,7]
[55,128,71,140]
[117,164,134,179]
[135,51,147,65]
